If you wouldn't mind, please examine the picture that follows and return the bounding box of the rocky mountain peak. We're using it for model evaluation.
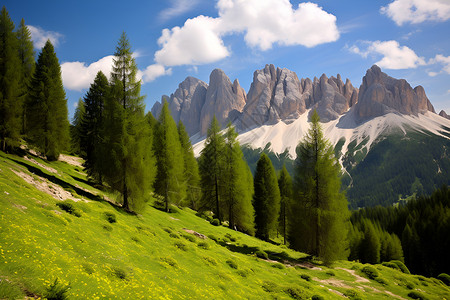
[440,110,450,120]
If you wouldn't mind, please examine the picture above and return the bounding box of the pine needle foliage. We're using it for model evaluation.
[290,110,349,264]
[278,165,292,245]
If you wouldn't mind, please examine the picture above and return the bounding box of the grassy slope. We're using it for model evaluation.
[0,151,449,300]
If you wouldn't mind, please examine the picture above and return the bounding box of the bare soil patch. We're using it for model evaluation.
[337,267,370,283]
[183,228,208,239]
[59,154,84,168]
[23,156,58,174]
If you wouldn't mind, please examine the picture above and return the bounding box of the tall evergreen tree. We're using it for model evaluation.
[153,99,186,212]
[178,121,201,209]
[253,153,280,241]
[103,32,155,211]
[81,71,109,183]
[222,123,255,234]
[290,110,349,264]
[16,18,35,134]
[27,40,69,160]
[199,116,226,221]
[278,165,292,245]
[360,220,381,264]
[0,6,20,151]
[70,98,85,156]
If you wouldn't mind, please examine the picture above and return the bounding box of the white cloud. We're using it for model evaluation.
[139,64,172,83]
[61,56,114,91]
[427,71,439,77]
[381,0,450,26]
[159,0,200,21]
[155,16,230,66]
[429,54,450,74]
[154,0,339,66]
[350,40,426,69]
[27,25,63,49]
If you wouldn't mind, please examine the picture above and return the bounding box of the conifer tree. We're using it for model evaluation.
[0,6,21,151]
[81,71,109,183]
[290,110,349,264]
[178,121,201,209]
[153,99,186,212]
[70,98,85,156]
[360,220,381,264]
[103,32,155,211]
[253,153,280,241]
[278,165,292,245]
[222,123,255,234]
[27,40,69,160]
[199,116,225,221]
[16,18,35,134]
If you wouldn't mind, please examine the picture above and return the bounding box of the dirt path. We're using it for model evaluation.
[59,154,84,168]
[336,267,370,283]
[23,156,58,174]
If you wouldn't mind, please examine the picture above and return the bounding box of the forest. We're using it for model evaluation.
[1,5,449,280]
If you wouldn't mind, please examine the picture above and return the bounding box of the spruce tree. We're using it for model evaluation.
[153,99,186,212]
[253,153,280,241]
[81,71,109,183]
[178,121,201,209]
[199,116,226,221]
[27,40,69,160]
[16,18,35,134]
[0,6,21,151]
[222,123,255,234]
[360,220,381,264]
[290,110,349,264]
[70,98,85,156]
[278,165,292,245]
[103,32,155,211]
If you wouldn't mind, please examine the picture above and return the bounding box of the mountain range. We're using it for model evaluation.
[151,64,450,208]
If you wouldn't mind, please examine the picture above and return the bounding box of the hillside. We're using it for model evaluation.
[1,150,450,299]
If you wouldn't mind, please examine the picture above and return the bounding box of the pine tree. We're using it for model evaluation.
[199,116,226,221]
[27,40,69,160]
[0,6,21,151]
[290,110,349,264]
[81,71,109,183]
[153,99,186,212]
[222,123,255,234]
[253,153,280,241]
[178,121,201,209]
[16,18,35,134]
[278,165,292,245]
[360,220,381,264]
[103,32,155,211]
[70,98,85,156]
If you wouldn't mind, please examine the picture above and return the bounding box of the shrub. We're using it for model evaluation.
[169,232,180,239]
[226,259,238,269]
[375,276,388,285]
[102,224,112,231]
[82,264,95,275]
[160,256,178,267]
[224,233,237,242]
[344,289,363,300]
[197,241,210,250]
[262,281,279,293]
[210,218,220,226]
[104,212,116,223]
[438,273,450,286]
[272,263,285,269]
[361,265,379,279]
[174,241,188,251]
[255,250,268,259]
[300,274,312,281]
[112,267,127,280]
[203,256,217,266]
[391,260,410,274]
[326,270,335,276]
[285,286,310,299]
[182,233,196,243]
[163,228,173,234]
[237,270,248,277]
[382,261,400,271]
[44,278,70,300]
[408,291,428,300]
[312,296,325,300]
[207,234,218,242]
[406,282,416,290]
[56,201,81,217]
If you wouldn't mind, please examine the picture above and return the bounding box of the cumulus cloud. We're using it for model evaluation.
[154,0,339,66]
[139,64,172,83]
[381,0,450,26]
[27,25,63,49]
[350,40,426,69]
[429,54,450,75]
[61,56,114,91]
[158,0,200,21]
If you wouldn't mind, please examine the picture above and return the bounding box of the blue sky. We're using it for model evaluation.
[4,0,450,120]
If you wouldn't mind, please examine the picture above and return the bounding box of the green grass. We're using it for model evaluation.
[1,150,450,299]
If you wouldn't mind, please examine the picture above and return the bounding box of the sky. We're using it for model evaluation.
[4,0,450,120]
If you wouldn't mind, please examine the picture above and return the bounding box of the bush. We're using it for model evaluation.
[344,289,363,300]
[182,233,196,243]
[102,224,112,231]
[174,241,188,251]
[207,234,218,242]
[375,276,388,285]
[226,259,238,269]
[408,291,428,300]
[438,273,450,286]
[326,270,336,276]
[391,260,410,274]
[44,278,70,300]
[203,256,217,266]
[56,201,81,217]
[312,296,325,300]
[210,218,220,226]
[361,265,379,279]
[169,232,180,239]
[255,250,268,259]
[104,212,116,223]
[284,286,310,299]
[382,261,400,271]
[160,256,178,267]
[300,274,312,281]
[112,267,127,280]
[406,282,416,290]
[224,233,236,242]
[197,241,210,250]
[272,263,285,269]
